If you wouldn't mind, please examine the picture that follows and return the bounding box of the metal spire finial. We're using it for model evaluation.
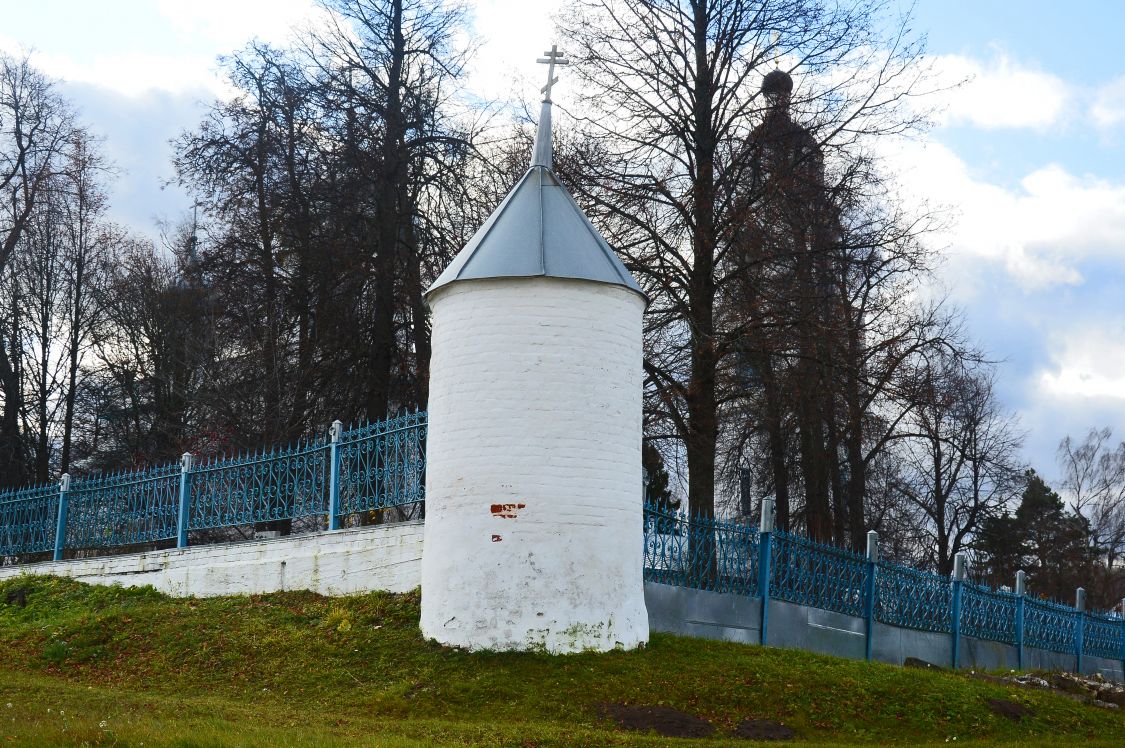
[771,31,781,68]
[532,45,569,169]
[536,45,569,103]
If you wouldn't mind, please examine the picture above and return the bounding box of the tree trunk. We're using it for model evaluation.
[760,354,790,530]
[60,242,85,474]
[685,5,718,521]
[843,320,867,551]
[0,336,27,488]
[366,0,406,422]
[402,209,430,409]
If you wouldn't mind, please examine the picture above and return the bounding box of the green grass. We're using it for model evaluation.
[0,575,1121,746]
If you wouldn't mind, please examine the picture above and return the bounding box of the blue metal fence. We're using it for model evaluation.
[770,530,866,617]
[188,438,330,532]
[0,483,59,556]
[1023,597,1079,654]
[873,559,953,634]
[337,411,426,517]
[0,412,425,563]
[960,582,1019,645]
[641,501,1125,672]
[66,464,181,550]
[1085,610,1124,660]
[642,504,759,596]
[3,410,1123,674]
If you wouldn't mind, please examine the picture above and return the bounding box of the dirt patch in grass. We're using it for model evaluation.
[733,718,796,741]
[987,698,1035,722]
[597,702,715,738]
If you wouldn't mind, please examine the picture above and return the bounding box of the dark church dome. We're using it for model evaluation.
[761,68,794,98]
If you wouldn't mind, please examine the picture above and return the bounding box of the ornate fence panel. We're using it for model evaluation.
[960,583,1018,644]
[1083,610,1123,660]
[874,561,952,633]
[643,505,759,596]
[1024,597,1079,654]
[769,531,866,617]
[65,465,181,551]
[0,484,59,557]
[188,439,330,531]
[337,411,426,517]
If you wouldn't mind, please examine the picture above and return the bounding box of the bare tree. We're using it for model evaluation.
[174,0,480,447]
[11,167,69,481]
[57,131,114,474]
[0,52,74,486]
[1058,428,1125,570]
[88,231,214,466]
[304,0,475,416]
[559,0,931,523]
[892,358,1024,574]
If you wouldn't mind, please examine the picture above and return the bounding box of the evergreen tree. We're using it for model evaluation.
[976,470,1095,600]
[1016,470,1095,601]
[975,511,1024,589]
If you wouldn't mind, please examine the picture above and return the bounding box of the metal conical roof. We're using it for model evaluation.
[425,101,644,300]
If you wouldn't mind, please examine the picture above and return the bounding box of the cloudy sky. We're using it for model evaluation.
[4,0,1124,481]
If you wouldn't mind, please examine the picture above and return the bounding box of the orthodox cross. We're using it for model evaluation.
[537,45,570,102]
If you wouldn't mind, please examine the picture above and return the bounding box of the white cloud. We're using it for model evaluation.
[1039,328,1125,401]
[157,0,323,50]
[0,32,222,98]
[1092,75,1125,129]
[927,52,1071,131]
[464,0,568,105]
[0,1,330,99]
[884,138,1125,292]
[38,51,218,98]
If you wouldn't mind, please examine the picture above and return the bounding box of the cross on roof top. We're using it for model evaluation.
[536,45,569,102]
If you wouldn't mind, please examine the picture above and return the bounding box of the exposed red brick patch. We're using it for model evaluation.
[490,503,526,518]
[491,534,502,542]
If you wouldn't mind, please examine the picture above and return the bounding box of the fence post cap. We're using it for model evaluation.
[953,553,968,581]
[1015,569,1027,595]
[59,473,70,491]
[759,497,774,533]
[181,452,194,471]
[330,420,343,442]
[1075,587,1086,611]
[866,530,879,561]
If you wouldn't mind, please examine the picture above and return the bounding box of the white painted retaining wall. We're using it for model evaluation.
[0,522,423,598]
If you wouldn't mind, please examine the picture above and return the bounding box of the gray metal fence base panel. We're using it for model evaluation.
[767,599,865,660]
[644,581,761,644]
[1024,646,1079,674]
[870,621,952,668]
[645,583,1123,682]
[959,636,1019,671]
[1087,655,1124,680]
[1077,653,1123,680]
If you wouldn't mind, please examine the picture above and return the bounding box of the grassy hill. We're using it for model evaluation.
[0,575,1121,746]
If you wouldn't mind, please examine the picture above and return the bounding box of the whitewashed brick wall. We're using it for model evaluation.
[421,277,649,653]
[0,522,423,597]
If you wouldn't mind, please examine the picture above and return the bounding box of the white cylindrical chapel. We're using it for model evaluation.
[419,95,649,653]
[421,277,647,652]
